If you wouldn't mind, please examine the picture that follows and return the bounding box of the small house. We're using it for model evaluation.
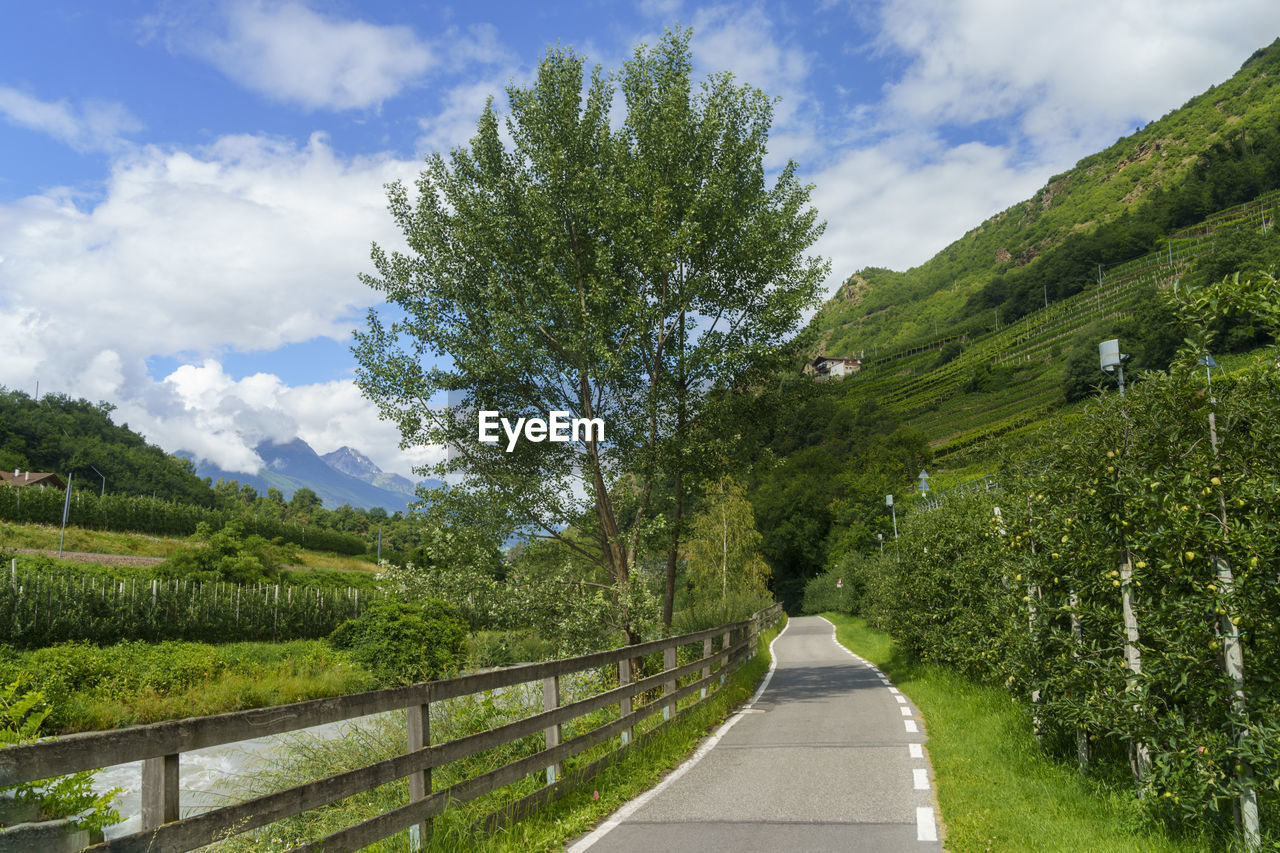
[804,356,862,380]
[0,470,66,491]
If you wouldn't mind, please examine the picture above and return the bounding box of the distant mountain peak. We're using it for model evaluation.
[321,445,381,479]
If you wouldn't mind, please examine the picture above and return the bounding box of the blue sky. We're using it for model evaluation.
[2,1,1279,478]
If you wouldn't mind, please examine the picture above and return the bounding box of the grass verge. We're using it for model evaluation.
[822,612,1214,853]
[0,639,376,733]
[213,618,785,852]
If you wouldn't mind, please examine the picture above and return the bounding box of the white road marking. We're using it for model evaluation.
[889,687,901,694]
[905,720,918,733]
[909,743,924,759]
[900,706,912,716]
[914,768,930,790]
[895,695,907,704]
[917,807,938,841]
[568,620,792,852]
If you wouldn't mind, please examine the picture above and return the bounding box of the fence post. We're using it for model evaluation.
[663,643,677,721]
[543,675,561,784]
[141,753,179,830]
[406,700,431,850]
[720,629,730,685]
[619,657,632,746]
[701,636,712,699]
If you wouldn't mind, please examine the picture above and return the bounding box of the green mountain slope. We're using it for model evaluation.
[812,38,1280,358]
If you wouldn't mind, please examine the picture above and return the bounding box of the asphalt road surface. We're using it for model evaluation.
[571,615,943,852]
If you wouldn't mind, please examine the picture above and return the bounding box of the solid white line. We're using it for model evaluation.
[914,768,930,790]
[905,720,918,733]
[568,619,792,852]
[909,743,924,759]
[917,806,938,841]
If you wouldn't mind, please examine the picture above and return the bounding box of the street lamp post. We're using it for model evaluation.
[885,494,897,539]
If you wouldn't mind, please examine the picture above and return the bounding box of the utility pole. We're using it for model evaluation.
[58,474,73,557]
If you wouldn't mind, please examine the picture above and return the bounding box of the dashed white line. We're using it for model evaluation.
[909,743,924,759]
[888,687,901,695]
[894,695,907,704]
[900,706,912,716]
[904,719,918,733]
[914,768,930,790]
[917,807,938,841]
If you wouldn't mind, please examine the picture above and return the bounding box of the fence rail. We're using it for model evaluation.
[0,603,784,852]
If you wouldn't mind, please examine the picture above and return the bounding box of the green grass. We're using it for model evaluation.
[213,620,785,852]
[0,520,379,572]
[821,613,1216,853]
[0,639,376,733]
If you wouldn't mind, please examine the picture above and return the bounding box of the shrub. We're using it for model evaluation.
[155,520,291,584]
[0,681,122,835]
[329,600,467,686]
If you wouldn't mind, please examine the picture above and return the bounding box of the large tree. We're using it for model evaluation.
[354,28,826,642]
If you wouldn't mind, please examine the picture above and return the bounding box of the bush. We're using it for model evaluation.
[329,600,467,686]
[155,520,292,584]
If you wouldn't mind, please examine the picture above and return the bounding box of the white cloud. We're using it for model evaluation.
[0,132,414,359]
[105,361,440,479]
[875,0,1280,162]
[687,5,822,167]
[417,76,514,155]
[810,133,1045,276]
[190,0,436,110]
[0,131,436,477]
[0,87,141,152]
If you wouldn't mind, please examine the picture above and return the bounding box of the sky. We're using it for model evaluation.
[2,1,1279,482]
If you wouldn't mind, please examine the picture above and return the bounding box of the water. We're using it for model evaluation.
[91,714,391,841]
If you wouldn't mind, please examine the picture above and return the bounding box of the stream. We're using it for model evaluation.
[91,713,393,841]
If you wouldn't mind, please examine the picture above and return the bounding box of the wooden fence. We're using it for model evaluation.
[0,603,784,852]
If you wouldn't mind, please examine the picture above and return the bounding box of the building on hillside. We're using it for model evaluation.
[0,470,66,491]
[803,355,862,380]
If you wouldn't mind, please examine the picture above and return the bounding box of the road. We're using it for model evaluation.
[572,615,943,852]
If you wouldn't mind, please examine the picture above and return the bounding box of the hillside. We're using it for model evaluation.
[794,40,1280,480]
[0,388,214,505]
[812,38,1280,358]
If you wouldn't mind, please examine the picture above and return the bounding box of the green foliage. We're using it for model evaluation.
[0,640,372,733]
[463,630,552,668]
[354,26,826,641]
[0,388,213,505]
[0,681,122,833]
[1,554,388,647]
[683,477,770,605]
[156,520,293,584]
[328,600,467,686]
[671,589,774,634]
[726,379,929,609]
[0,484,368,553]
[813,40,1280,355]
[848,284,1280,842]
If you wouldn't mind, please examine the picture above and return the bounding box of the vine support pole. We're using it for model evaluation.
[1069,589,1089,771]
[1119,557,1151,786]
[1207,388,1260,850]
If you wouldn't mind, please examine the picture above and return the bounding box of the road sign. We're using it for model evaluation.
[836,578,843,588]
